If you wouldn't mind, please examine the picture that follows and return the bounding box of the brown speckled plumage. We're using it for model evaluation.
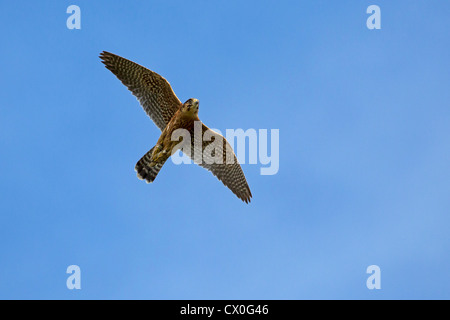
[100,51,252,203]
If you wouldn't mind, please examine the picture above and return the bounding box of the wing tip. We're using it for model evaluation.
[99,51,116,69]
[241,189,252,204]
[99,50,112,58]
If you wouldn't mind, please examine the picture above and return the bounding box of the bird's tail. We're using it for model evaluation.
[135,147,168,183]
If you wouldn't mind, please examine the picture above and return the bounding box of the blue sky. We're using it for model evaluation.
[0,1,449,299]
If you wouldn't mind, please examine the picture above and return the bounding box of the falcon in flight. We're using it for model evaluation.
[100,51,252,203]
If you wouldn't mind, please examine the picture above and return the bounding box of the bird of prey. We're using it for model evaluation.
[100,51,252,203]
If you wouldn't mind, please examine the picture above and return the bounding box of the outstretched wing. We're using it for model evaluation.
[188,123,252,203]
[100,51,181,131]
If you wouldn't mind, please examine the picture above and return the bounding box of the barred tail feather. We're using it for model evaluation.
[135,147,167,183]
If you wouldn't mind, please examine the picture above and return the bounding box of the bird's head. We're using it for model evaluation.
[181,98,199,114]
